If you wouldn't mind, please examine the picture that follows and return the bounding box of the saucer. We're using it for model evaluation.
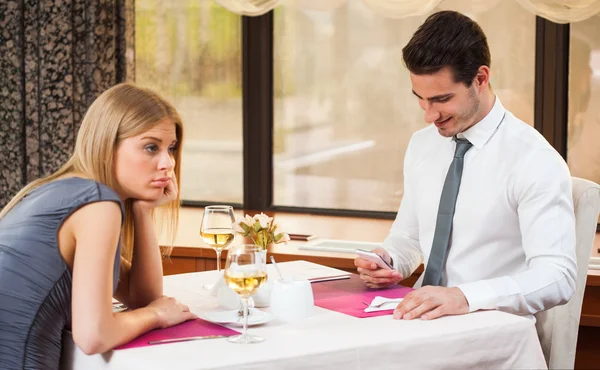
[203,308,273,327]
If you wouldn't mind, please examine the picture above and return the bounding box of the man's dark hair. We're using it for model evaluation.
[402,11,491,87]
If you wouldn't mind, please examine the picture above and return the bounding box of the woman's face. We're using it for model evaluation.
[113,118,178,201]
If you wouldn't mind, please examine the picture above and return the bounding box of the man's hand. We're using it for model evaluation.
[393,286,469,320]
[354,247,403,288]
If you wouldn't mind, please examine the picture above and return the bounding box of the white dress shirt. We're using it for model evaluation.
[384,96,577,316]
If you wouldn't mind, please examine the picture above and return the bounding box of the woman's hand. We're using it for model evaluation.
[124,176,178,308]
[147,296,197,328]
[133,176,179,212]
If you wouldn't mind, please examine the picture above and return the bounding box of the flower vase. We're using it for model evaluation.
[251,248,273,307]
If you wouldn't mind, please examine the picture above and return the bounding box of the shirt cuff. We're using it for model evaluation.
[456,280,498,313]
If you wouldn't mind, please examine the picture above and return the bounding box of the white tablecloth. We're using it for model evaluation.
[62,261,547,370]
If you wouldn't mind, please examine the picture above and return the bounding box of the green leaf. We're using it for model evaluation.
[256,232,265,248]
[275,232,285,242]
[240,223,251,234]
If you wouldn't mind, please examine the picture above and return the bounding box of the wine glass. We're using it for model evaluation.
[200,206,236,273]
[224,244,268,344]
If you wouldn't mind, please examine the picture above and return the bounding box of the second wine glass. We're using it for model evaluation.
[200,205,236,273]
[224,244,268,344]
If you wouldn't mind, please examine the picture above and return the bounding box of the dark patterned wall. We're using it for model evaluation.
[0,1,26,208]
[0,0,134,208]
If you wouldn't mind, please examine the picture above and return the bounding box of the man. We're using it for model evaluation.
[355,10,576,321]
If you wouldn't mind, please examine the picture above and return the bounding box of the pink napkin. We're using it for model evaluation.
[312,274,413,318]
[115,318,240,350]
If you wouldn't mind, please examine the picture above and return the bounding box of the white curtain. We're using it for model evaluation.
[438,0,504,14]
[360,0,443,18]
[214,0,600,23]
[293,0,348,12]
[515,0,600,23]
[213,0,281,16]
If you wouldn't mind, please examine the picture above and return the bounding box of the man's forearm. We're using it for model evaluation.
[457,261,576,315]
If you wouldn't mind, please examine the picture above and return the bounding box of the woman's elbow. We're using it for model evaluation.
[72,328,111,355]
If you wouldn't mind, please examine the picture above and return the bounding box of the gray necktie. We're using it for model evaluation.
[422,138,473,286]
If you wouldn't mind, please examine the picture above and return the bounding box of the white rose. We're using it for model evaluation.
[244,214,255,226]
[254,213,271,229]
[232,217,246,233]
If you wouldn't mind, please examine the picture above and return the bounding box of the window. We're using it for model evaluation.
[272,1,535,212]
[567,16,600,225]
[135,0,243,203]
[568,17,600,188]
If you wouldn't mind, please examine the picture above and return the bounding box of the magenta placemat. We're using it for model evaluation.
[115,318,240,350]
[312,274,413,318]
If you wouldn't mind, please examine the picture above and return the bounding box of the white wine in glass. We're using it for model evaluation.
[224,271,268,298]
[224,244,268,344]
[200,228,235,252]
[200,206,236,273]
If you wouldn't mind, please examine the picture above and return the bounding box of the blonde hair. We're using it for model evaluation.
[0,83,184,262]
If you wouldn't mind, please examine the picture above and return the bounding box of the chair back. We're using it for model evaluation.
[535,177,600,369]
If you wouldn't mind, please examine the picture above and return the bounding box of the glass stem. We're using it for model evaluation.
[242,298,249,337]
[215,249,222,272]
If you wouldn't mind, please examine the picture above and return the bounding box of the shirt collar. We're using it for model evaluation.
[456,95,506,150]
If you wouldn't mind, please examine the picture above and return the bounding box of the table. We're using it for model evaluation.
[62,261,547,370]
[158,208,599,327]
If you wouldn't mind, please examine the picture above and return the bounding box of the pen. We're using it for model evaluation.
[148,335,226,345]
[308,275,351,283]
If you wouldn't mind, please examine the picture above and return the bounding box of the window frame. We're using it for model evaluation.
[181,13,582,225]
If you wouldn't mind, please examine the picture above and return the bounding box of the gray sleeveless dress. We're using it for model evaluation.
[0,177,123,370]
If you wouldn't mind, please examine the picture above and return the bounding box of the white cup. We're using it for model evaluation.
[252,280,274,308]
[270,276,315,322]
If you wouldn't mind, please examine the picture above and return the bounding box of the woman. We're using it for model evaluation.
[0,83,196,369]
